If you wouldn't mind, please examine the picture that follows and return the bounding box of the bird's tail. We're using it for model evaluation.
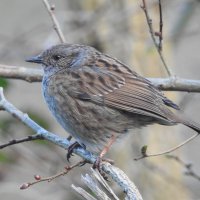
[182,119,200,134]
[176,113,200,134]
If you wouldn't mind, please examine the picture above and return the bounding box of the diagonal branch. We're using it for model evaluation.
[0,87,142,200]
[0,135,43,149]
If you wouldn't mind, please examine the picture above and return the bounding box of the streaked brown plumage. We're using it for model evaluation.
[26,44,200,153]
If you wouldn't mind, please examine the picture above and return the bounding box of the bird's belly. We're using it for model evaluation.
[42,86,132,152]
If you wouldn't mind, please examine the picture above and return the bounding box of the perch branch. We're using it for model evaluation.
[0,87,142,200]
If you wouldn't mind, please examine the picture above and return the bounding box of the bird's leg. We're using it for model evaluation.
[67,141,86,161]
[93,135,116,171]
[67,135,72,141]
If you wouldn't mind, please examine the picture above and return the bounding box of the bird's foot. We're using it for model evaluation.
[92,135,116,179]
[67,141,85,161]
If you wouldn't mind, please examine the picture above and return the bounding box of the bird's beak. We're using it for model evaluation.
[25,54,43,64]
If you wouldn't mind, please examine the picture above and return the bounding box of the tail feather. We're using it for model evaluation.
[181,118,200,134]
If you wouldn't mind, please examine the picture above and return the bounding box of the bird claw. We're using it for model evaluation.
[92,156,114,180]
[67,141,82,161]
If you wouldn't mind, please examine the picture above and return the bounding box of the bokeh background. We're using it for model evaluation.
[0,0,200,199]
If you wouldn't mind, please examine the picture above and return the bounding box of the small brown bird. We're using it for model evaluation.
[26,44,200,156]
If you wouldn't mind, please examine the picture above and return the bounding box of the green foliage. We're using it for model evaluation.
[0,152,12,163]
[0,118,16,135]
[0,78,9,89]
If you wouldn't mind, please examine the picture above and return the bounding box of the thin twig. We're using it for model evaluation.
[1,65,200,92]
[158,0,163,51]
[20,160,86,189]
[42,0,66,43]
[0,135,43,149]
[166,155,200,182]
[141,0,173,76]
[134,132,199,160]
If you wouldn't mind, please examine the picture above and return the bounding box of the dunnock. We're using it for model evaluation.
[26,44,200,154]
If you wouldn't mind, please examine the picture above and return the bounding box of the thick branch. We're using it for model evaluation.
[1,65,200,92]
[0,87,142,200]
[0,64,42,82]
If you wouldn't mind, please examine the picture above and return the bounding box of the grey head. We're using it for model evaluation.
[26,44,98,72]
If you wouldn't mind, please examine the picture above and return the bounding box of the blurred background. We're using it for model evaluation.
[0,0,200,199]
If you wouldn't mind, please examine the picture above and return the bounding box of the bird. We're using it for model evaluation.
[26,43,200,158]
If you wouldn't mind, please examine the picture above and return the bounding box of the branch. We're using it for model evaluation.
[141,0,173,76]
[0,135,42,149]
[0,64,42,82]
[134,132,199,160]
[1,65,200,92]
[20,160,86,190]
[42,0,66,43]
[0,87,142,200]
[148,77,200,92]
[158,0,163,51]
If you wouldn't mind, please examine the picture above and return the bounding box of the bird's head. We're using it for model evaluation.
[26,44,97,71]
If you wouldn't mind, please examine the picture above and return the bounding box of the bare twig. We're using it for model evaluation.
[1,65,200,92]
[42,0,66,43]
[0,87,143,200]
[166,155,200,182]
[158,0,163,51]
[134,132,199,160]
[141,0,173,76]
[0,135,43,149]
[20,160,86,189]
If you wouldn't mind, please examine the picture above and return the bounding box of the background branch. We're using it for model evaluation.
[1,65,200,92]
[42,0,66,43]
[141,0,173,76]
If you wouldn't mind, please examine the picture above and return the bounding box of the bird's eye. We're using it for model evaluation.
[52,55,61,61]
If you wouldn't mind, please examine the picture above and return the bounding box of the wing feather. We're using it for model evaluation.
[57,59,178,123]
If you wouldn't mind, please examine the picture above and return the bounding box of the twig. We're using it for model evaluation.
[134,132,199,160]
[0,87,143,200]
[20,160,86,189]
[42,0,66,43]
[141,0,173,76]
[166,155,200,182]
[1,65,200,92]
[158,0,163,51]
[0,135,43,149]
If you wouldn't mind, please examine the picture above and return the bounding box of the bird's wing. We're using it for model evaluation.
[59,60,179,122]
